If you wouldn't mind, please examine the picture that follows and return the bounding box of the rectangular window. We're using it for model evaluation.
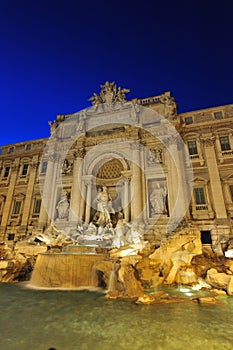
[194,188,206,205]
[25,144,31,150]
[229,185,233,201]
[8,147,14,153]
[12,201,21,215]
[3,166,10,178]
[214,111,223,120]
[188,141,198,155]
[219,136,231,151]
[41,161,47,174]
[185,117,193,125]
[22,164,29,176]
[33,199,41,214]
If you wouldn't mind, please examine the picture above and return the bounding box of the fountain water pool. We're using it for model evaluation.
[0,283,233,350]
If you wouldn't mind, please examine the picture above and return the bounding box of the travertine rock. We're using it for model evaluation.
[177,268,197,285]
[227,277,233,295]
[210,288,227,296]
[151,274,165,288]
[206,268,233,295]
[225,260,233,274]
[136,291,188,305]
[193,296,219,304]
[0,260,9,269]
[206,268,229,289]
[149,231,202,285]
[0,243,45,282]
[15,244,47,257]
[117,260,144,298]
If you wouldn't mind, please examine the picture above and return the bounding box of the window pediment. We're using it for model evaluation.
[14,193,26,200]
[184,132,200,140]
[192,176,208,184]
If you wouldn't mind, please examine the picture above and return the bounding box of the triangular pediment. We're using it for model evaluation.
[192,176,208,184]
[223,172,233,180]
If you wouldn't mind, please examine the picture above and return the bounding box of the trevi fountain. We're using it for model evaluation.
[0,82,233,349]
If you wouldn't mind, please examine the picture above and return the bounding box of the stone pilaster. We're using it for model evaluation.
[1,158,20,232]
[202,137,227,219]
[38,153,60,228]
[165,136,187,220]
[21,156,39,227]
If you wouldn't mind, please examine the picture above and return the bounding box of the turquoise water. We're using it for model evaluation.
[0,283,233,350]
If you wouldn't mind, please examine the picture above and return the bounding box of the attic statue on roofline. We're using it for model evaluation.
[89,81,130,105]
[48,81,131,134]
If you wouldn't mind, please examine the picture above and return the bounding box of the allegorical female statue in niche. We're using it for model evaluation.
[56,192,70,219]
[149,183,167,216]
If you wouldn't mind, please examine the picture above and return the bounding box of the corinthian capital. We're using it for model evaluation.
[163,135,178,147]
[130,142,143,151]
[47,152,61,162]
[201,137,215,147]
[75,148,86,159]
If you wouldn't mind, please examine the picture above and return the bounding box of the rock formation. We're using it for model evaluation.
[1,227,233,303]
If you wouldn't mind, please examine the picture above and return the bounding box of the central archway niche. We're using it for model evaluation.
[86,154,131,225]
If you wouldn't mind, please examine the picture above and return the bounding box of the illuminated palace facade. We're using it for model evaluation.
[0,82,233,247]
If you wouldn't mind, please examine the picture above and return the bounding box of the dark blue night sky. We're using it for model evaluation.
[1,0,232,145]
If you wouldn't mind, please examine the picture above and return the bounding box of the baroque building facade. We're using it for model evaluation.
[0,82,233,248]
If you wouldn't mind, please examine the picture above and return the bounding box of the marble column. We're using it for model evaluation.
[69,149,84,222]
[121,171,131,222]
[84,176,93,224]
[140,147,147,223]
[123,179,130,222]
[79,180,87,222]
[130,143,143,221]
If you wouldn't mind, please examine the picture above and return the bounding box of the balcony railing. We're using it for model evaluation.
[191,204,215,219]
[190,154,199,160]
[221,150,233,157]
[195,204,208,210]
